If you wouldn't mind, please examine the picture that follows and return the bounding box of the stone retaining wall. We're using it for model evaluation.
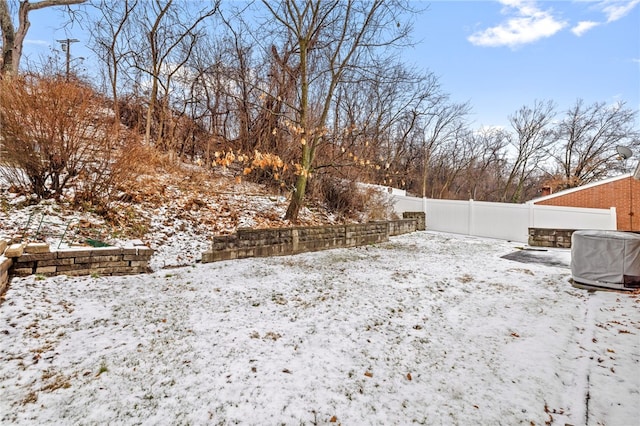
[0,239,153,297]
[528,228,575,248]
[0,257,11,297]
[202,218,418,263]
[389,218,419,236]
[402,211,426,231]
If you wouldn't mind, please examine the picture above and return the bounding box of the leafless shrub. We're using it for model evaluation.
[0,75,146,211]
[311,177,396,221]
[72,141,154,212]
[363,188,398,222]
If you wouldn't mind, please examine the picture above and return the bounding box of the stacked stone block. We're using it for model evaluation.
[528,228,575,248]
[0,237,11,296]
[9,245,153,277]
[391,215,422,235]
[0,239,153,291]
[402,212,426,231]
[202,219,416,263]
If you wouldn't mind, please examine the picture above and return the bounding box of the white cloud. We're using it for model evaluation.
[601,0,640,22]
[571,20,600,36]
[468,0,567,48]
[24,39,50,47]
[567,1,639,37]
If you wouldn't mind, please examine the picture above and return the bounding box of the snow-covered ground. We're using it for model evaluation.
[1,231,638,425]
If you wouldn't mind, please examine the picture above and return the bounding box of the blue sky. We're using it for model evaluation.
[407,0,640,128]
[20,0,640,130]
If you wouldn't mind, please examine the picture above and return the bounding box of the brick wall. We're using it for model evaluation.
[534,176,640,231]
[202,218,418,263]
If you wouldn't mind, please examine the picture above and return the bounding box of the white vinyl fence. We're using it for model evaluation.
[392,195,617,243]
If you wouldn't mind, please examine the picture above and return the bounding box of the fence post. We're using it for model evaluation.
[468,199,474,236]
[610,207,617,230]
[529,203,535,229]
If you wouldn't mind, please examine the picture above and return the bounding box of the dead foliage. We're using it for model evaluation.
[0,75,147,212]
[310,177,396,221]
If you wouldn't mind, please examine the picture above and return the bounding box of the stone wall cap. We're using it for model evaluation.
[24,242,51,254]
[4,243,26,258]
[528,227,576,232]
[56,246,121,253]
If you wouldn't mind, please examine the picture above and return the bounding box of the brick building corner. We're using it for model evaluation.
[530,173,640,231]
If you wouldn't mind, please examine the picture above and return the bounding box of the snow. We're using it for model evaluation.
[0,167,335,270]
[1,231,638,425]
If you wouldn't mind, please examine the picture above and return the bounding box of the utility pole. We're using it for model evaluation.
[57,38,80,80]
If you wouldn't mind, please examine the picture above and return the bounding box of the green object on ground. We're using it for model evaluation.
[85,238,110,248]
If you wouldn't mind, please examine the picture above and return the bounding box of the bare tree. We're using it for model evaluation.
[218,8,258,151]
[501,100,557,203]
[418,100,470,197]
[461,127,509,201]
[89,0,137,134]
[187,40,241,159]
[327,63,442,192]
[0,0,86,75]
[248,42,300,158]
[261,0,414,221]
[418,125,481,199]
[551,99,640,189]
[126,0,218,147]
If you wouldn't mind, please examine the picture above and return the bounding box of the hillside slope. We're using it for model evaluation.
[0,162,345,270]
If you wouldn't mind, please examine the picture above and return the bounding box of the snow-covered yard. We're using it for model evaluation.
[1,231,638,425]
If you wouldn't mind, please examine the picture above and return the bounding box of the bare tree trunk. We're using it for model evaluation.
[0,0,15,73]
[145,69,159,144]
[91,0,138,137]
[0,0,86,75]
